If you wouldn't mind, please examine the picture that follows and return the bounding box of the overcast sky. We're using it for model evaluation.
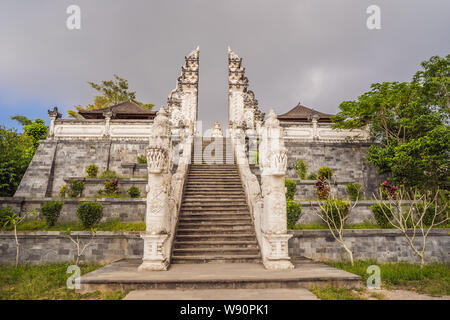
[0,0,449,130]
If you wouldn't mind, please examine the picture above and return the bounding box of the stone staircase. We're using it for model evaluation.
[172,137,261,264]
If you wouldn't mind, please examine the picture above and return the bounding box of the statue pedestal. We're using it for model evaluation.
[262,233,294,270]
[138,234,169,271]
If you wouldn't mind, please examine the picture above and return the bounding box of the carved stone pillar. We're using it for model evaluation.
[103,110,113,139]
[139,107,173,271]
[311,114,319,140]
[47,107,61,139]
[212,121,223,138]
[259,109,293,270]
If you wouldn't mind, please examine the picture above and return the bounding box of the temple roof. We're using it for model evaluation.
[79,101,156,120]
[277,103,334,122]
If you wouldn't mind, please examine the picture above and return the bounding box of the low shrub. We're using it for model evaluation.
[99,170,119,179]
[0,206,16,228]
[346,183,362,200]
[416,203,447,227]
[320,199,350,229]
[104,179,119,195]
[59,184,67,198]
[307,173,317,180]
[127,186,141,198]
[40,201,64,226]
[85,164,99,178]
[318,167,333,179]
[76,202,104,228]
[137,155,147,164]
[287,200,302,229]
[315,176,329,199]
[371,203,394,228]
[285,179,297,200]
[293,160,307,180]
[68,180,85,198]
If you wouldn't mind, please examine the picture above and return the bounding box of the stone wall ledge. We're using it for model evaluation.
[0,197,146,204]
[64,177,147,183]
[288,228,450,238]
[0,231,142,238]
[294,200,411,205]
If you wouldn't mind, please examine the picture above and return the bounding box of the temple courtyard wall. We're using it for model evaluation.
[0,229,448,265]
[283,140,384,199]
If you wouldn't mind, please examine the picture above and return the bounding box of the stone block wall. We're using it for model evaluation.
[288,229,450,263]
[284,141,385,198]
[15,138,182,198]
[296,200,380,225]
[0,232,142,265]
[63,178,147,197]
[0,197,145,222]
[1,229,448,265]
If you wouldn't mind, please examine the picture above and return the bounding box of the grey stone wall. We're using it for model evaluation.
[0,197,145,222]
[284,141,385,198]
[0,232,142,265]
[1,230,448,265]
[296,200,381,225]
[63,178,147,197]
[15,138,181,198]
[292,179,352,200]
[288,229,450,264]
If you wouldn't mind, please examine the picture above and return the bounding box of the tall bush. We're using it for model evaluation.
[76,202,104,228]
[346,182,362,200]
[85,164,99,178]
[293,160,307,180]
[320,199,350,229]
[68,179,85,198]
[371,203,394,228]
[40,201,64,226]
[286,200,302,229]
[285,179,297,200]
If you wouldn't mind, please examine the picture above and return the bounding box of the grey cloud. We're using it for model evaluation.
[0,0,449,129]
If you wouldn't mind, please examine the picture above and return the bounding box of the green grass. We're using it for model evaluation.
[326,260,450,296]
[0,218,145,232]
[310,287,366,300]
[0,263,126,300]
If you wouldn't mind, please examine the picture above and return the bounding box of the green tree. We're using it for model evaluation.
[332,55,449,190]
[0,126,34,196]
[24,119,48,152]
[68,75,154,118]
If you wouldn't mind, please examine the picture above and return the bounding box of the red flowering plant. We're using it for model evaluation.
[315,176,329,199]
[380,180,398,199]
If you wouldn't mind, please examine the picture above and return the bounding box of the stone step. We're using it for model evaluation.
[174,234,257,241]
[176,228,254,235]
[173,240,258,249]
[181,202,248,208]
[182,197,246,201]
[180,211,249,217]
[179,217,252,223]
[172,248,260,256]
[180,207,249,212]
[178,220,252,227]
[177,225,253,233]
[171,255,261,264]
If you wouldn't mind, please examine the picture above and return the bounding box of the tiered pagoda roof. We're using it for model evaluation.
[277,103,334,123]
[79,101,156,120]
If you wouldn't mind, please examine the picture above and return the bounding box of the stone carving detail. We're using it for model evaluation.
[212,121,223,137]
[227,48,263,133]
[258,109,294,270]
[166,47,199,131]
[139,107,173,271]
[47,106,62,139]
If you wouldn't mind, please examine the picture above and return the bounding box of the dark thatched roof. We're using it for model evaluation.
[79,101,156,120]
[277,103,333,122]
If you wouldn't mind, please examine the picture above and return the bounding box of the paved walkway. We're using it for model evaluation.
[124,288,319,300]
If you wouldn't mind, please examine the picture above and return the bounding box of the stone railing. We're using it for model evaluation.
[282,122,370,142]
[231,128,265,264]
[50,119,154,140]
